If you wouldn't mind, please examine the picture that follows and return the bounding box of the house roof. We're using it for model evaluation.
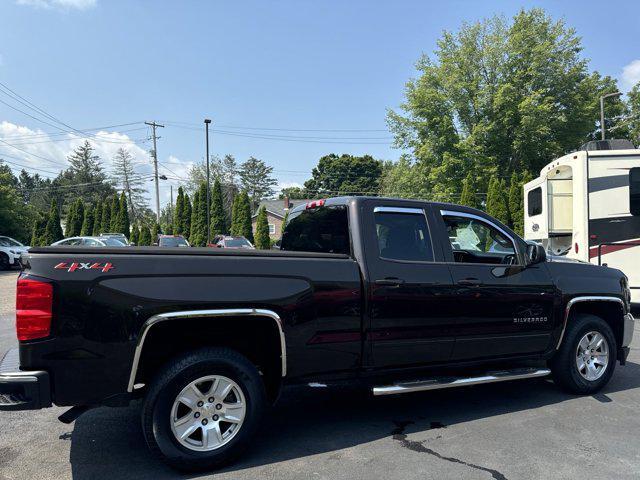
[252,198,315,219]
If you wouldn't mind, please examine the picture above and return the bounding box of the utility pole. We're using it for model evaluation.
[145,121,165,223]
[599,92,622,140]
[204,118,212,245]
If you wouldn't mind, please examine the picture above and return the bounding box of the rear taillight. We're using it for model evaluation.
[16,277,53,341]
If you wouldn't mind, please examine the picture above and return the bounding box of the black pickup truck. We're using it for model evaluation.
[0,196,635,471]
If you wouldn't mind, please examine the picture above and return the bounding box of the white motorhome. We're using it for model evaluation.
[524,139,640,308]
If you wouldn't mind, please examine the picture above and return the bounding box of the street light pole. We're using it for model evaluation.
[600,91,622,140]
[204,119,212,245]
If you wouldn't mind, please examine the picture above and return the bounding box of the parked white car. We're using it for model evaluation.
[51,236,127,247]
[0,236,30,270]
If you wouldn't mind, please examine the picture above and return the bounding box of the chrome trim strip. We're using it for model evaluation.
[557,296,624,349]
[127,308,286,392]
[374,206,425,215]
[373,368,550,396]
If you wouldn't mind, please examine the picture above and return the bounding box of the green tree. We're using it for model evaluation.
[279,186,308,200]
[111,148,148,224]
[210,179,227,235]
[183,193,192,239]
[508,172,523,234]
[109,195,120,232]
[115,192,130,238]
[0,167,32,242]
[58,140,114,205]
[80,203,95,236]
[231,191,253,242]
[43,199,63,245]
[152,223,161,243]
[485,177,509,226]
[67,198,84,237]
[92,201,102,235]
[238,156,277,206]
[189,189,201,245]
[387,8,624,200]
[139,225,151,246]
[130,224,140,245]
[254,206,270,249]
[304,154,383,197]
[459,174,479,209]
[100,199,112,234]
[30,215,47,247]
[173,187,185,235]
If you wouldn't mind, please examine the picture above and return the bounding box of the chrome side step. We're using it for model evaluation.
[372,368,551,396]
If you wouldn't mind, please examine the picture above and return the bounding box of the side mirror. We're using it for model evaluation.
[526,243,546,266]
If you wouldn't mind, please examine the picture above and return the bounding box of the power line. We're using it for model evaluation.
[1,123,144,141]
[160,120,388,132]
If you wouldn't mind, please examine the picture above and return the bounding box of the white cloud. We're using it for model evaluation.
[621,59,640,91]
[16,0,97,10]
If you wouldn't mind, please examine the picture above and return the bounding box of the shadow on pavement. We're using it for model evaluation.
[68,361,640,479]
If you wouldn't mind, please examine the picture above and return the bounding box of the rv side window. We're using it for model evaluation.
[631,168,640,216]
[528,187,542,216]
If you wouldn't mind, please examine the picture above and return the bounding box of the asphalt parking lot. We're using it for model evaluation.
[1,269,639,480]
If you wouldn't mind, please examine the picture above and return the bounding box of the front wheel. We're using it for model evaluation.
[551,314,617,394]
[141,347,267,472]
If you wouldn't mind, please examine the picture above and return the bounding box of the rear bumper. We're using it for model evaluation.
[0,348,51,411]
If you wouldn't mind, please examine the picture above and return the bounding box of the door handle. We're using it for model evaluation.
[457,278,483,286]
[375,277,406,287]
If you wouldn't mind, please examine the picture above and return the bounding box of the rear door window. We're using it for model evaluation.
[374,209,434,262]
[528,187,542,216]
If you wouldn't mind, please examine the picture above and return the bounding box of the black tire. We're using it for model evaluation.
[551,313,617,394]
[0,253,9,271]
[141,347,267,472]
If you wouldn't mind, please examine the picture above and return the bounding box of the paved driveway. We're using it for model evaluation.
[1,269,639,479]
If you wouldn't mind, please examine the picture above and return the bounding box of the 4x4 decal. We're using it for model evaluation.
[54,262,114,273]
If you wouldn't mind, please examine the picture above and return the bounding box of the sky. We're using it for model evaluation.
[1,0,639,209]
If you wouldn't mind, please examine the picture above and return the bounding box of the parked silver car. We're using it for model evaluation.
[51,236,127,247]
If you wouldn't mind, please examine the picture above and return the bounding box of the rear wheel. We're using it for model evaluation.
[141,347,266,472]
[551,314,617,394]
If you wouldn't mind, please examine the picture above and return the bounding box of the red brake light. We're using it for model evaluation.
[16,278,53,341]
[306,199,326,209]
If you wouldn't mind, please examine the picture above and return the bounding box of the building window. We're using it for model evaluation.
[631,167,640,216]
[268,223,275,234]
[528,187,542,216]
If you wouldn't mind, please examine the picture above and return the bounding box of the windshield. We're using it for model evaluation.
[101,238,126,246]
[159,236,189,247]
[0,237,23,247]
[225,238,252,248]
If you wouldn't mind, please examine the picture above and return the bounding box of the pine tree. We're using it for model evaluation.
[165,224,174,235]
[72,199,84,236]
[111,147,147,224]
[92,201,102,235]
[459,174,479,209]
[254,206,270,249]
[100,199,112,234]
[30,215,47,246]
[43,199,63,245]
[231,191,253,242]
[64,200,77,237]
[109,195,119,232]
[507,172,521,234]
[183,193,192,239]
[189,190,200,245]
[230,194,241,236]
[210,179,227,236]
[116,192,130,238]
[130,224,140,245]
[152,223,161,243]
[80,203,95,236]
[486,177,509,226]
[174,187,185,235]
[139,225,151,246]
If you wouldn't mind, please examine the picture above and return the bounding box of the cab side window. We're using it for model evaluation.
[442,214,517,265]
[631,167,640,216]
[374,209,434,262]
